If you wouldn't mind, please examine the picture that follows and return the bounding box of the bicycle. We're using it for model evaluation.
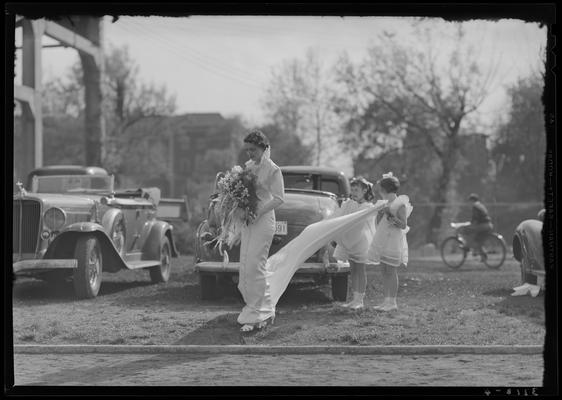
[440,222,507,269]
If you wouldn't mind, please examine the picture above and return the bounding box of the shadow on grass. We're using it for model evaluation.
[484,288,545,326]
[175,313,246,345]
[12,278,154,303]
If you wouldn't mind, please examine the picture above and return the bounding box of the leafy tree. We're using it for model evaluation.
[37,44,177,187]
[491,73,545,202]
[333,23,496,244]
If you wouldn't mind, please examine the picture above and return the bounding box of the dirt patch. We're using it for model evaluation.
[12,255,545,346]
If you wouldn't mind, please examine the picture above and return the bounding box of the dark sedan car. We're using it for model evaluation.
[194,165,352,301]
[13,165,187,299]
[513,209,545,287]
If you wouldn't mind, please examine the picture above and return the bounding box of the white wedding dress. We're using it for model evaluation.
[267,200,388,307]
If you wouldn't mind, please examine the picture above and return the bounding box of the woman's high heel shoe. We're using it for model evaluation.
[240,324,256,332]
[257,316,275,330]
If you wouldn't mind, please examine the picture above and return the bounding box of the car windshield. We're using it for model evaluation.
[283,173,314,191]
[320,179,341,196]
[32,175,114,193]
[283,173,342,196]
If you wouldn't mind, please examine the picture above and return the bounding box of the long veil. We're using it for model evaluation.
[268,199,388,305]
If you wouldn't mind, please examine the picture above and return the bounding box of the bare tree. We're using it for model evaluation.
[101,45,176,176]
[39,44,177,185]
[262,48,341,166]
[334,23,497,244]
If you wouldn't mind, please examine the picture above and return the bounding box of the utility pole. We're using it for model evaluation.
[14,16,104,180]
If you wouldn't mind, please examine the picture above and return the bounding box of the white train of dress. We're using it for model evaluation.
[267,200,388,307]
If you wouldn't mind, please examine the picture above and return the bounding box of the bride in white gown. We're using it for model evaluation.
[234,131,387,332]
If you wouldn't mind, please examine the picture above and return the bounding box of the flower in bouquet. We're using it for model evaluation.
[209,165,259,250]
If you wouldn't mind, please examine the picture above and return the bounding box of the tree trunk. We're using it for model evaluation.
[425,137,459,245]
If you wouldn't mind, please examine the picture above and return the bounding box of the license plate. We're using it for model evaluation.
[275,221,288,235]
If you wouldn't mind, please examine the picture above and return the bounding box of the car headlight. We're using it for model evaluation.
[44,207,66,231]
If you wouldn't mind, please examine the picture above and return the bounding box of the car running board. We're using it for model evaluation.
[126,260,161,269]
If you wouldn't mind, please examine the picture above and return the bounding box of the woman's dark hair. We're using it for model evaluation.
[243,129,270,150]
[377,175,400,194]
[350,176,374,201]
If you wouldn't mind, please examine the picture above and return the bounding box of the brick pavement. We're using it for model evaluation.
[11,352,543,387]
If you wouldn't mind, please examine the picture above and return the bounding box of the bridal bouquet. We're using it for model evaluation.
[209,165,259,251]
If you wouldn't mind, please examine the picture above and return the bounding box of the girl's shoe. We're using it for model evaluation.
[341,292,358,308]
[345,292,365,310]
[379,302,398,312]
[373,298,390,310]
[349,301,364,311]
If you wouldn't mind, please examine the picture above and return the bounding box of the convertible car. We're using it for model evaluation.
[194,165,352,301]
[513,209,545,287]
[13,165,187,299]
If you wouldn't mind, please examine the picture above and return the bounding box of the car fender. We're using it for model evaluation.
[101,207,125,232]
[45,222,128,272]
[513,219,543,268]
[141,220,179,259]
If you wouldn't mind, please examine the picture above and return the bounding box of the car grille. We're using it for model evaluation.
[13,199,41,255]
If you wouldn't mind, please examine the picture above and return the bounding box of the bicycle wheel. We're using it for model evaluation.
[482,234,507,269]
[441,236,467,269]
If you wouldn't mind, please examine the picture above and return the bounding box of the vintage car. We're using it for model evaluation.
[13,165,187,299]
[194,165,352,301]
[280,166,351,204]
[513,209,545,287]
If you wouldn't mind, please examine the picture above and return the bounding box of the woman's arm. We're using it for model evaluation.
[256,167,285,219]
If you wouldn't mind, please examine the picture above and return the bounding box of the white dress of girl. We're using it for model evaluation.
[367,195,413,267]
[332,199,376,263]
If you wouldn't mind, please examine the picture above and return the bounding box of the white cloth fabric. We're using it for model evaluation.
[332,199,376,263]
[511,283,541,297]
[267,200,388,306]
[368,195,413,267]
[237,155,284,325]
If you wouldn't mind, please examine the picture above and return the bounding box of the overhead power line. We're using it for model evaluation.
[120,20,261,88]
[116,20,264,90]
[129,20,269,82]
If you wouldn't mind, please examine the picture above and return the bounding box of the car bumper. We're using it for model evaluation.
[195,261,350,274]
[13,259,78,274]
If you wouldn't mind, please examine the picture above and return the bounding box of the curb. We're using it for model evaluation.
[13,345,543,355]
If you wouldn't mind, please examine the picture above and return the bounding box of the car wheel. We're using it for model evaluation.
[149,236,172,283]
[73,235,103,299]
[200,273,219,300]
[331,274,348,302]
[111,218,126,257]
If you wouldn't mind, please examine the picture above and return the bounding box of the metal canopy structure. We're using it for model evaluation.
[14,16,105,181]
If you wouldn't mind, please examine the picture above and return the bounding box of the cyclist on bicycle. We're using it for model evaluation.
[461,193,494,261]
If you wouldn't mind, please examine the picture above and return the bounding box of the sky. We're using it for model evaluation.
[14,16,547,129]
